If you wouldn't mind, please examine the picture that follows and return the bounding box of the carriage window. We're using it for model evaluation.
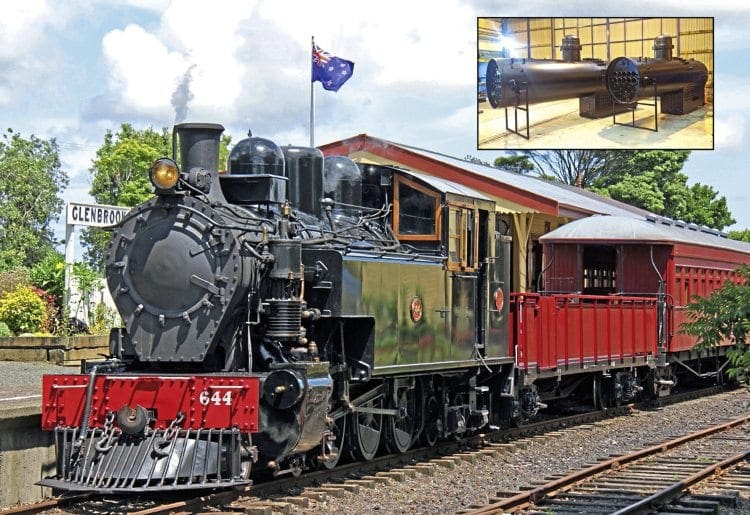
[582,245,617,294]
[394,176,440,240]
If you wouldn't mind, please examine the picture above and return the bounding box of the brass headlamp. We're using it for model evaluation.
[150,158,180,193]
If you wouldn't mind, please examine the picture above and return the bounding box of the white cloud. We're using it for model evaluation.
[93,0,481,128]
[258,0,474,86]
[103,24,188,116]
[714,74,750,112]
[0,1,57,105]
[99,1,257,121]
[118,0,171,11]
[0,1,52,59]
[714,113,747,150]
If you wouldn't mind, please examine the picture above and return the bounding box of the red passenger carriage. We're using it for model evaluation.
[510,215,748,410]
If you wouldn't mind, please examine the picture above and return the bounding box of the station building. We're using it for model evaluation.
[320,134,655,293]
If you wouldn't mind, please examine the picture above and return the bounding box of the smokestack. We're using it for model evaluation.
[173,123,225,172]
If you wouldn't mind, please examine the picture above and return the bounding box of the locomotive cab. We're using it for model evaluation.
[346,164,511,362]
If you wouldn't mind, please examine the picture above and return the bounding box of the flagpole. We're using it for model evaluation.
[310,35,315,147]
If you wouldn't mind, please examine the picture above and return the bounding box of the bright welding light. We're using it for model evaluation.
[150,158,180,191]
[495,35,517,52]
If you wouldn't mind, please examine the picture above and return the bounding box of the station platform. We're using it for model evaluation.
[0,361,71,416]
[0,361,73,508]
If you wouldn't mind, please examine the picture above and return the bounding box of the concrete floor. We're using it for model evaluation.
[478,98,713,150]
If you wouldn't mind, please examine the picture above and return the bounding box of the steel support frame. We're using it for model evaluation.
[612,80,659,132]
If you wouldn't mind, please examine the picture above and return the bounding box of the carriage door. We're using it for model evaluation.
[447,204,479,360]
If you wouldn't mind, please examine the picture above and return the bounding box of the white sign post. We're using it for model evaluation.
[64,202,131,321]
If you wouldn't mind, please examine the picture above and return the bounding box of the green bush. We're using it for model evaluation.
[0,321,12,337]
[0,267,30,298]
[29,251,65,304]
[89,302,116,335]
[0,286,47,334]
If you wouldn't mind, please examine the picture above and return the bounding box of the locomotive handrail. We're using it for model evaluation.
[343,248,446,263]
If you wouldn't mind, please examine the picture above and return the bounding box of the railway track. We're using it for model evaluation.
[464,411,750,514]
[0,385,732,515]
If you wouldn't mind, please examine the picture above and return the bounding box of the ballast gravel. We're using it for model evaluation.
[304,389,750,514]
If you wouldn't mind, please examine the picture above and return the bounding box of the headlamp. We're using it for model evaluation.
[150,158,180,192]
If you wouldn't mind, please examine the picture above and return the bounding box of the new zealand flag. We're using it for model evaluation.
[312,42,354,92]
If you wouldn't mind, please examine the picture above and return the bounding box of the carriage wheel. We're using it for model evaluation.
[592,375,606,410]
[420,394,440,446]
[385,384,416,453]
[349,395,383,461]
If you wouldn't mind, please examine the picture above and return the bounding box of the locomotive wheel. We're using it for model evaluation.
[385,384,416,453]
[349,395,383,461]
[420,394,440,447]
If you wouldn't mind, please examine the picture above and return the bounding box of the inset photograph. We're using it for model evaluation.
[477,17,713,149]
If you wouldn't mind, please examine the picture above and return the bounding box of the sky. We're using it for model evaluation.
[2,0,749,257]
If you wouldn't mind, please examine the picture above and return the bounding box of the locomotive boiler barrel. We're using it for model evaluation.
[485,57,608,109]
[605,56,708,104]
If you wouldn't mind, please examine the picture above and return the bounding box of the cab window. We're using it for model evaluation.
[394,176,440,240]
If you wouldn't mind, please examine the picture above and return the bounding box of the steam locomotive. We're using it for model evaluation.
[40,123,745,493]
[40,123,515,492]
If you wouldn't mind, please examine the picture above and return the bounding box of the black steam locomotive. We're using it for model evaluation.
[40,123,515,491]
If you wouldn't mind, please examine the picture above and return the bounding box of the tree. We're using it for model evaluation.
[684,183,735,229]
[83,124,172,267]
[497,150,633,187]
[0,129,68,271]
[89,124,172,206]
[219,134,232,171]
[681,266,750,379]
[599,150,692,220]
[558,150,733,230]
[497,149,734,230]
[598,171,666,213]
[593,151,734,229]
[464,154,491,166]
[493,154,534,175]
[729,229,750,242]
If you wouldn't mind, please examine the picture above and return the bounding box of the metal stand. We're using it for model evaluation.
[504,80,530,140]
[612,80,659,132]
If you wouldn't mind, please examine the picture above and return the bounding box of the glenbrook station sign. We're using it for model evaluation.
[67,201,130,228]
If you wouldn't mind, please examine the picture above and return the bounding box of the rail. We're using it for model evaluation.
[465,410,750,514]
